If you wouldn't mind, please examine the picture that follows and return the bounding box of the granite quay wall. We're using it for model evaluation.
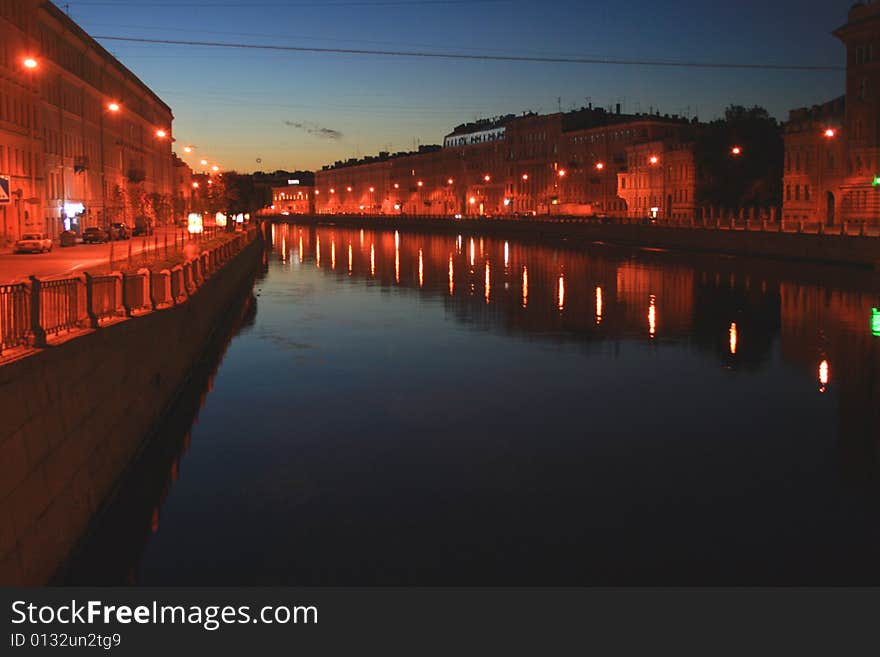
[0,225,263,585]
[272,214,880,268]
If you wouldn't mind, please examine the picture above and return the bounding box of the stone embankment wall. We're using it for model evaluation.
[0,232,263,585]
[276,215,880,268]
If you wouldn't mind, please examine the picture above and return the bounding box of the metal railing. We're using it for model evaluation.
[122,272,151,316]
[0,225,258,357]
[86,274,122,327]
[35,277,87,340]
[0,283,30,354]
[298,212,880,237]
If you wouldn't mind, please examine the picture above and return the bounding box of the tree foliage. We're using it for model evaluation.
[695,105,783,209]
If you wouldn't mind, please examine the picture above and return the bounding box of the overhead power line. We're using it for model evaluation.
[93,35,845,72]
[69,0,513,6]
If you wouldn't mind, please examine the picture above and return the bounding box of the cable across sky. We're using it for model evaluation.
[93,35,845,72]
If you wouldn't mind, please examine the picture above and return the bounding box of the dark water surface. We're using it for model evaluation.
[67,222,880,585]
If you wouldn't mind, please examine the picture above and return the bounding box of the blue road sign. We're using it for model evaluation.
[0,176,9,205]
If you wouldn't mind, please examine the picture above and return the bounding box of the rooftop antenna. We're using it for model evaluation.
[557,97,562,113]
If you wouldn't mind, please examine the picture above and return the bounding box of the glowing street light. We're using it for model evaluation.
[346,186,352,192]
[212,165,220,172]
[558,169,567,177]
[200,159,208,166]
[23,57,38,70]
[649,155,660,165]
[183,145,194,153]
[522,173,529,181]
[369,187,375,193]
[731,146,743,156]
[595,162,605,170]
[483,174,491,182]
[417,180,424,187]
[469,197,476,205]
[107,102,120,113]
[393,183,400,189]
[824,128,837,138]
[192,182,200,189]
[156,129,167,138]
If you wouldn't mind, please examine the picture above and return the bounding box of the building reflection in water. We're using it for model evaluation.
[66,223,880,585]
[272,224,880,470]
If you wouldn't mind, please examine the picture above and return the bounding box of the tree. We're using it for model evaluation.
[695,105,783,209]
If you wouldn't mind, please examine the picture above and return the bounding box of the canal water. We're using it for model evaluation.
[66,222,880,585]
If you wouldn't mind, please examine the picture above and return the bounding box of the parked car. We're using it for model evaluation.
[59,230,78,247]
[82,227,109,244]
[109,222,131,240]
[15,233,53,253]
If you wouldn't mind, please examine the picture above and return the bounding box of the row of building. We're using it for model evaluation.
[272,2,880,227]
[0,0,191,244]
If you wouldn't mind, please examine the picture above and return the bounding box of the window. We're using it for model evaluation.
[804,185,810,202]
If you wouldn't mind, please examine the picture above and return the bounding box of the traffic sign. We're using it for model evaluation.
[0,176,9,205]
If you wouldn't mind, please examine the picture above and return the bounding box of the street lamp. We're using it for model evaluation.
[731,146,743,156]
[107,102,120,113]
[156,129,168,139]
[20,56,39,238]
[595,162,605,170]
[824,128,837,139]
[483,174,491,182]
[649,155,659,165]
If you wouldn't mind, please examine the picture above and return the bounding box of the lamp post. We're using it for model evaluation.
[821,126,838,227]
[649,154,663,221]
[22,57,39,239]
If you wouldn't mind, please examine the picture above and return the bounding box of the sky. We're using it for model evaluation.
[58,0,855,173]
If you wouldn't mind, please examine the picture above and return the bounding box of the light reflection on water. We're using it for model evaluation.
[75,222,880,585]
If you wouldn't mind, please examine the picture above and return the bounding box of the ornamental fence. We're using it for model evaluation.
[0,227,257,357]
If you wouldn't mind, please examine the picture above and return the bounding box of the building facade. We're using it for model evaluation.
[314,109,694,218]
[0,0,174,244]
[617,139,698,221]
[272,182,315,215]
[783,1,880,226]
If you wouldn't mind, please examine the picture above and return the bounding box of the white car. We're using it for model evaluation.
[15,233,53,253]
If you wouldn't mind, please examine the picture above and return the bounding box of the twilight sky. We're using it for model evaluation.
[62,0,853,173]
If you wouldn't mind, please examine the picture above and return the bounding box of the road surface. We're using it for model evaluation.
[0,229,187,284]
